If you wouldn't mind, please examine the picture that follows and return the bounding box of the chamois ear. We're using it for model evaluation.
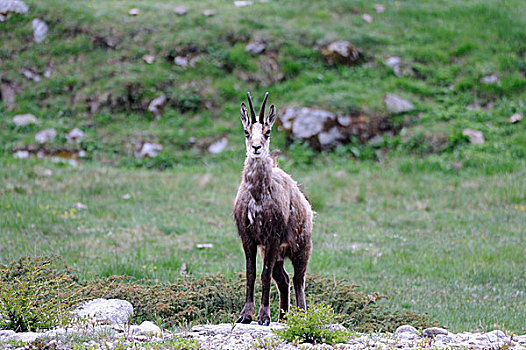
[267,105,276,128]
[240,103,249,128]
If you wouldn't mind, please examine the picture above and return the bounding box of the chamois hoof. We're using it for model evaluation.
[236,316,252,324]
[258,318,270,326]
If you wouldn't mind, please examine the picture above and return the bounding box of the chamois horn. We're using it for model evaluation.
[259,92,269,124]
[247,92,257,124]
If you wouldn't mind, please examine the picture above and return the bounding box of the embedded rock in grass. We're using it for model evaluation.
[0,0,28,21]
[385,56,402,77]
[245,40,266,56]
[509,113,523,123]
[142,54,155,64]
[0,330,15,338]
[1,80,17,110]
[129,8,139,16]
[21,68,41,82]
[73,298,133,325]
[462,128,485,144]
[174,56,189,67]
[321,40,362,66]
[395,325,418,336]
[35,128,57,143]
[174,6,187,15]
[6,332,44,342]
[116,321,162,336]
[134,142,163,158]
[32,18,48,43]
[374,4,385,13]
[362,13,373,23]
[423,327,449,338]
[383,93,415,113]
[279,107,393,150]
[13,113,37,126]
[208,137,228,154]
[66,128,85,142]
[480,74,499,85]
[148,94,167,118]
[203,9,216,17]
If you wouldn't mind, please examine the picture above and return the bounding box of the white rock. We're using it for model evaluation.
[480,74,499,84]
[129,8,139,16]
[203,9,216,17]
[395,325,418,336]
[135,321,162,335]
[35,128,57,143]
[134,142,163,158]
[0,330,15,338]
[385,56,401,77]
[423,327,449,338]
[291,108,335,138]
[362,13,373,23]
[67,128,85,142]
[245,40,266,56]
[74,202,88,210]
[374,4,385,13]
[13,113,37,126]
[174,56,189,67]
[509,113,523,123]
[14,150,29,158]
[122,193,131,200]
[142,54,155,64]
[73,299,133,325]
[234,1,253,6]
[383,93,415,113]
[0,0,28,19]
[174,6,187,15]
[208,137,228,154]
[462,128,485,144]
[21,68,41,82]
[196,243,214,249]
[148,94,167,118]
[7,332,44,342]
[318,127,344,146]
[32,18,48,43]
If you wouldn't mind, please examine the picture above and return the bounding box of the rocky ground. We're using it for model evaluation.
[0,299,525,349]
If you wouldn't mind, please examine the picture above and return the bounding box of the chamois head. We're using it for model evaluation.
[240,92,276,159]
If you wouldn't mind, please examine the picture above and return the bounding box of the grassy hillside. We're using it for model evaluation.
[1,0,525,333]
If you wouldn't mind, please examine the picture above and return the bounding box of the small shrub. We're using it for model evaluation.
[275,303,351,344]
[0,256,82,332]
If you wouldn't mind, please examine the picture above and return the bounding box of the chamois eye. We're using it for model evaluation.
[264,130,271,138]
[244,130,250,138]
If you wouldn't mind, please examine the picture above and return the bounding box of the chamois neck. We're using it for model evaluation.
[243,156,273,199]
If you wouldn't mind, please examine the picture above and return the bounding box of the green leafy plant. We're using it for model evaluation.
[275,303,351,344]
[0,256,82,332]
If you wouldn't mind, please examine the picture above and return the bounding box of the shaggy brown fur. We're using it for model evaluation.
[233,92,313,326]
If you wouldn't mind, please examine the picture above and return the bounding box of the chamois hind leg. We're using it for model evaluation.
[291,252,310,310]
[236,241,257,324]
[272,260,290,321]
[258,246,278,326]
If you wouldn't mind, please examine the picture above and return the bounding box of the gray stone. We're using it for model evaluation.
[395,325,418,336]
[32,18,48,43]
[0,330,15,338]
[423,327,449,338]
[383,93,415,113]
[1,80,17,110]
[66,127,85,142]
[7,332,44,342]
[14,150,29,158]
[142,54,155,64]
[321,40,362,66]
[35,128,57,143]
[374,4,385,13]
[318,127,344,146]
[203,9,216,17]
[130,321,162,336]
[174,6,187,15]
[148,94,167,118]
[208,137,228,154]
[73,298,133,325]
[291,108,334,139]
[0,0,28,20]
[13,113,37,126]
[21,68,41,82]
[174,56,189,67]
[245,40,266,56]
[234,1,253,6]
[129,8,139,16]
[134,142,163,158]
[362,13,373,23]
[462,128,485,144]
[509,113,523,123]
[385,56,401,77]
[481,74,499,84]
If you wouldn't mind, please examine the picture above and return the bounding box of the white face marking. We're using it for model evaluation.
[245,123,270,159]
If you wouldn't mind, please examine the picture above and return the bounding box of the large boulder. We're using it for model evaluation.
[278,106,392,150]
[321,40,362,66]
[73,298,133,325]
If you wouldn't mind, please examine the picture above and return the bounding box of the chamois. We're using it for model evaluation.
[233,92,313,326]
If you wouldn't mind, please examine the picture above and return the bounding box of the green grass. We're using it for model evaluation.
[1,0,525,334]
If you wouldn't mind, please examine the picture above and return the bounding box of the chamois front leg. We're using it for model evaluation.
[236,241,257,324]
[258,245,278,326]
